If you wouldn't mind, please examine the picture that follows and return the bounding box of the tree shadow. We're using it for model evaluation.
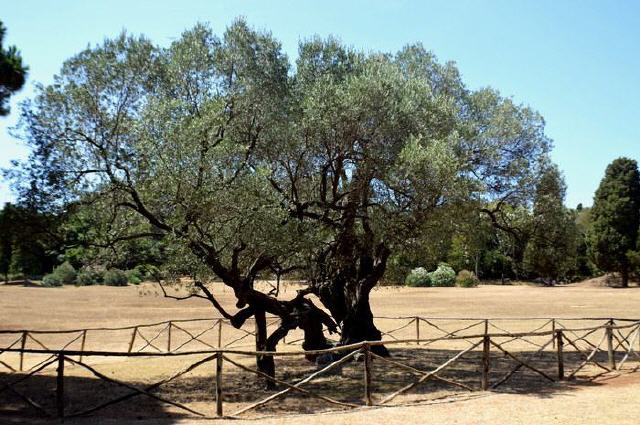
[0,370,191,424]
[0,346,634,423]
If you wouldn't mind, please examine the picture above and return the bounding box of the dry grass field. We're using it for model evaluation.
[1,281,640,424]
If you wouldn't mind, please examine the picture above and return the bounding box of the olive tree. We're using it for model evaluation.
[12,21,551,378]
[267,41,550,350]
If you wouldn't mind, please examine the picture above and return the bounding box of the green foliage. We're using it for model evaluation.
[76,267,104,286]
[0,203,61,279]
[125,268,143,285]
[524,164,578,280]
[629,250,640,277]
[103,269,128,286]
[51,261,77,284]
[447,235,472,274]
[9,18,555,328]
[405,267,431,287]
[456,270,479,288]
[588,158,640,286]
[136,264,160,280]
[42,273,62,287]
[429,263,456,287]
[0,20,28,115]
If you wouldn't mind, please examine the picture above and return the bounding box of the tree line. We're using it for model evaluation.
[4,156,639,287]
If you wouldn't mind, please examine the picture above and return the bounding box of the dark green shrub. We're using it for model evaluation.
[103,269,128,286]
[52,261,77,284]
[76,268,104,286]
[405,267,431,287]
[429,263,456,287]
[456,269,479,288]
[42,273,62,287]
[126,269,143,285]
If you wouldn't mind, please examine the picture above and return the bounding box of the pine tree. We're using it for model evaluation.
[0,20,28,116]
[524,164,577,281]
[589,158,640,287]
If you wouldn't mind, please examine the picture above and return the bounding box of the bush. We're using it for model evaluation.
[456,269,479,288]
[103,269,128,286]
[52,261,77,284]
[428,263,456,287]
[42,273,63,287]
[405,267,431,287]
[76,268,104,286]
[126,269,143,285]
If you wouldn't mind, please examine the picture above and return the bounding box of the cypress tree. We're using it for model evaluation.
[525,164,577,281]
[589,158,640,287]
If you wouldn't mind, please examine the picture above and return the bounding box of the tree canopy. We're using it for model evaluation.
[524,164,577,280]
[11,20,553,377]
[589,157,640,286]
[0,20,27,116]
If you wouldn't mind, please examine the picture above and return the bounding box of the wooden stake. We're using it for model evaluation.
[551,319,556,349]
[606,323,615,370]
[56,354,65,418]
[556,330,564,380]
[79,330,87,363]
[415,317,420,345]
[128,327,138,353]
[167,322,172,353]
[481,335,490,390]
[216,351,223,417]
[363,345,372,406]
[19,331,27,371]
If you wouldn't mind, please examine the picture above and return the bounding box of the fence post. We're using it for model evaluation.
[481,335,490,390]
[167,321,172,353]
[216,351,223,417]
[79,330,87,363]
[363,344,372,406]
[415,317,420,345]
[217,319,223,348]
[551,319,556,349]
[606,320,615,370]
[484,319,489,335]
[128,327,138,353]
[556,330,564,380]
[19,331,27,371]
[56,353,65,419]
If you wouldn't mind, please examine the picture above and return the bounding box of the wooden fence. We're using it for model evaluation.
[1,317,639,419]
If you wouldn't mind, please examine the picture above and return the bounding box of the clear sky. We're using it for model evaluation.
[1,0,639,207]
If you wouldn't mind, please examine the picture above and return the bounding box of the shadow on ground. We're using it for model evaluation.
[0,346,630,423]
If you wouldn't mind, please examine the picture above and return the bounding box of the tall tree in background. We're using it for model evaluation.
[589,158,640,287]
[524,164,577,280]
[0,203,59,280]
[0,21,27,116]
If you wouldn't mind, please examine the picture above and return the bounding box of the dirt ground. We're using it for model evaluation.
[2,280,640,330]
[1,281,640,424]
[68,372,640,425]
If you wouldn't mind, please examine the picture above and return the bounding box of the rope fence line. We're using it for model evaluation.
[1,318,640,420]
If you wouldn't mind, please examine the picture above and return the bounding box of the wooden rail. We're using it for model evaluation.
[2,316,640,372]
[1,319,639,419]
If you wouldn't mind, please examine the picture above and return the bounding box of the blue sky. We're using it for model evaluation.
[1,0,639,207]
